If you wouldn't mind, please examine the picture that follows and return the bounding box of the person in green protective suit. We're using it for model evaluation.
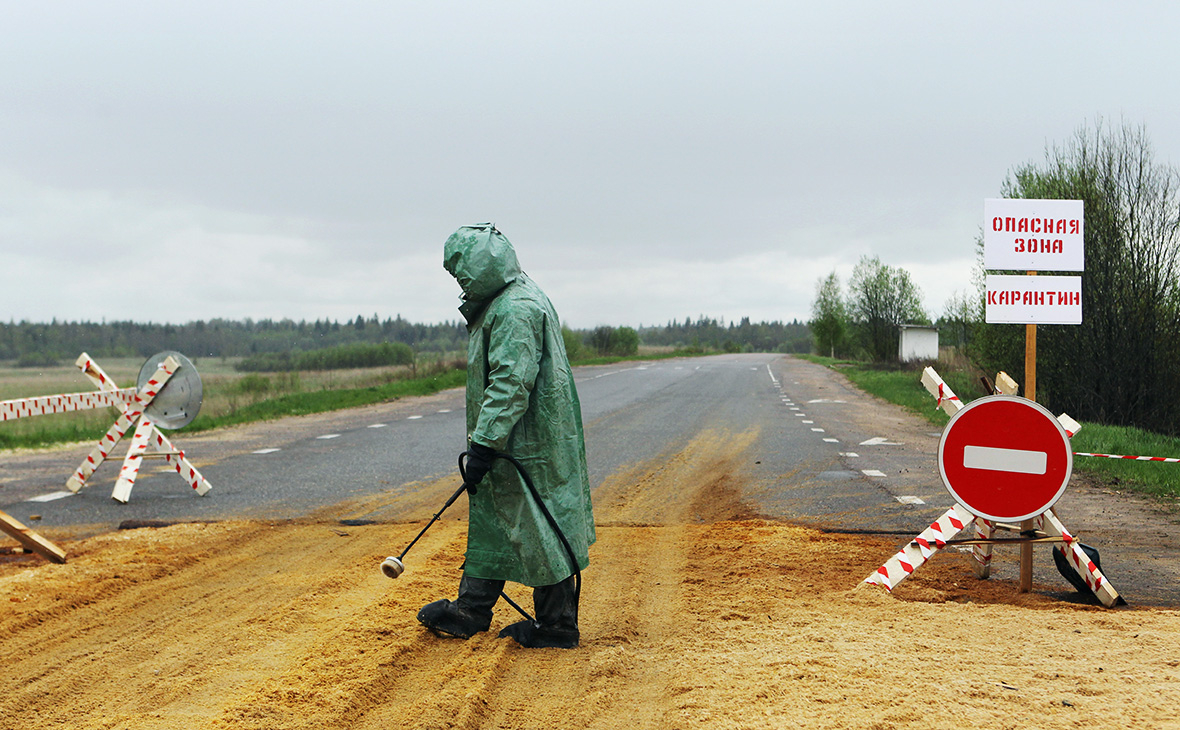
[416,223,595,649]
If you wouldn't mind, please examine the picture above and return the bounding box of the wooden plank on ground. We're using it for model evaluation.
[0,510,67,563]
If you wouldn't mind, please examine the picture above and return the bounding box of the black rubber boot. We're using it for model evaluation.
[498,574,579,649]
[418,574,505,639]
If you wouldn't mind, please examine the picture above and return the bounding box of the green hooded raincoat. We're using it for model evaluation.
[443,224,595,587]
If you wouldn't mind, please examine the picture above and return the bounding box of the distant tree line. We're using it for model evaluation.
[637,317,811,354]
[1,313,814,368]
[0,315,468,365]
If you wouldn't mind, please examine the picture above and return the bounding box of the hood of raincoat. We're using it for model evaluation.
[443,224,521,317]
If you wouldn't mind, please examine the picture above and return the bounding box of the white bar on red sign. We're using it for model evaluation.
[983,198,1084,272]
[963,445,1048,475]
[985,275,1082,325]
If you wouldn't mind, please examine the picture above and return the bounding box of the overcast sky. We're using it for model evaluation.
[2,2,1177,329]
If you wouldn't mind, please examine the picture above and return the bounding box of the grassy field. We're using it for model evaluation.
[799,354,1180,504]
[0,355,466,450]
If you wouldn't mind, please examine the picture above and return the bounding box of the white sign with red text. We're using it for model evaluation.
[983,198,1084,272]
[985,274,1082,325]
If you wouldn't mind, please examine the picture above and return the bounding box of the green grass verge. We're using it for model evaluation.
[798,355,1180,504]
[1071,424,1180,502]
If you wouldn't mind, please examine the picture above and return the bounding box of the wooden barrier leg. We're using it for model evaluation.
[67,411,139,492]
[972,518,995,579]
[864,504,974,592]
[1041,509,1123,608]
[0,510,67,563]
[150,426,212,496]
[112,417,155,504]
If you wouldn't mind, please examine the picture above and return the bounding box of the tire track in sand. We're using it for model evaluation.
[0,427,764,729]
[395,427,764,730]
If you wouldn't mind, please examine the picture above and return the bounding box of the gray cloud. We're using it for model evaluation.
[2,1,1177,328]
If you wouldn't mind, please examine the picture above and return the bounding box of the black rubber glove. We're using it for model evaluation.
[462,442,496,494]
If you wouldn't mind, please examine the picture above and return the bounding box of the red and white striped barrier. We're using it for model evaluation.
[1074,452,1180,463]
[863,367,1121,607]
[2,352,211,503]
[1,390,137,421]
[864,504,973,591]
[72,353,211,502]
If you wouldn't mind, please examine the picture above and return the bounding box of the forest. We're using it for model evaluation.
[0,314,811,366]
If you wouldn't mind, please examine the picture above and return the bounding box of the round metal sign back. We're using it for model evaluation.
[937,395,1072,522]
[137,351,203,430]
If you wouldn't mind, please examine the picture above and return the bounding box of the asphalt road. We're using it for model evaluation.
[0,354,932,533]
[3,353,1179,605]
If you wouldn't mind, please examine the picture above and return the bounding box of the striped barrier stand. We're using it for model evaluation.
[971,517,995,579]
[71,353,211,503]
[1041,509,1122,608]
[67,354,171,497]
[863,367,1122,606]
[0,352,212,503]
[863,503,974,591]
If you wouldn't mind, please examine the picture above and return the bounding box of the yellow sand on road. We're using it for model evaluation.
[2,429,1178,729]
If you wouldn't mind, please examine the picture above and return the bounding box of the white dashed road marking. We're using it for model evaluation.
[27,491,74,503]
[368,424,387,429]
[317,434,341,440]
[895,496,926,505]
[253,448,281,454]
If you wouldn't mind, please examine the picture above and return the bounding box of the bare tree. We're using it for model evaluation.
[939,290,978,349]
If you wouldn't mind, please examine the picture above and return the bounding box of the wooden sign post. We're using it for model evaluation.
[983,198,1085,592]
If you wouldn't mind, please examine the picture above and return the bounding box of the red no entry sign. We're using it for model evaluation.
[938,396,1073,522]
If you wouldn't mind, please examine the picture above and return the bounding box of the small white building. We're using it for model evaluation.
[898,325,939,363]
